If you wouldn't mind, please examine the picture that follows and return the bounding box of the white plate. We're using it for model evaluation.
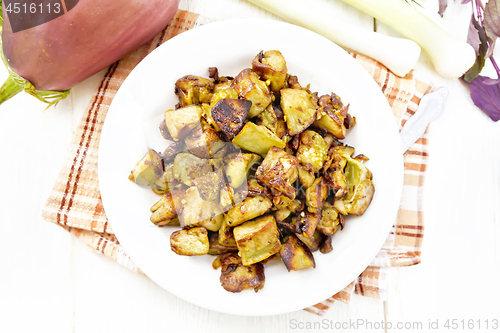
[99,19,404,316]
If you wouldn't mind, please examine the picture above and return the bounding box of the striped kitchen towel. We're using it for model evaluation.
[41,9,432,315]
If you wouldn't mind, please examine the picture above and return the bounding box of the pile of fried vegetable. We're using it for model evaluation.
[129,50,375,293]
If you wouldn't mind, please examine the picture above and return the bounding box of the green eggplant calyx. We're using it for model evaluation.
[0,41,70,108]
[0,73,23,104]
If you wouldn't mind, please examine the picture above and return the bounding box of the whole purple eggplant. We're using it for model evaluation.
[0,0,180,105]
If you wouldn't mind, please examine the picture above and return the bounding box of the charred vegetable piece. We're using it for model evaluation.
[257,105,287,139]
[252,50,288,94]
[224,153,261,189]
[164,105,203,141]
[297,163,316,189]
[280,235,316,271]
[323,145,355,198]
[275,199,303,222]
[317,202,340,236]
[219,253,265,293]
[218,216,238,246]
[255,147,299,199]
[211,99,252,139]
[334,177,375,216]
[175,75,214,107]
[231,69,272,118]
[161,141,185,163]
[232,122,285,157]
[319,235,334,254]
[208,232,238,255]
[296,229,322,252]
[180,187,223,231]
[128,149,164,187]
[280,88,318,136]
[233,215,281,266]
[172,152,212,186]
[193,169,225,202]
[296,211,321,239]
[246,178,270,197]
[305,177,329,214]
[150,190,184,225]
[170,227,210,256]
[313,94,350,139]
[226,195,273,227]
[184,123,226,159]
[296,130,328,173]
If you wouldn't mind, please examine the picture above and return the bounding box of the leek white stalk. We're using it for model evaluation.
[246,0,421,77]
[337,0,476,79]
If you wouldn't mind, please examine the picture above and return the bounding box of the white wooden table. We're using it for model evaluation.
[1,0,499,332]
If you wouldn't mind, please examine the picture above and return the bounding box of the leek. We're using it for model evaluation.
[246,0,421,77]
[337,0,476,78]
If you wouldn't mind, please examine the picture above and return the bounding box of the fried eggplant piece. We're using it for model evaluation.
[252,50,288,94]
[246,178,270,197]
[175,75,214,107]
[225,195,273,227]
[172,152,212,186]
[180,187,223,231]
[193,168,225,202]
[316,202,340,236]
[232,122,285,157]
[296,130,328,173]
[296,211,321,239]
[159,120,174,140]
[218,216,238,246]
[233,215,281,266]
[224,152,261,189]
[275,199,304,223]
[208,232,238,255]
[280,88,318,136]
[128,149,164,187]
[231,68,272,118]
[330,150,375,216]
[184,122,226,159]
[319,235,334,254]
[161,141,184,164]
[150,189,185,225]
[256,104,287,139]
[170,227,209,256]
[305,177,329,214]
[211,99,251,139]
[323,145,355,198]
[219,253,265,293]
[255,147,299,199]
[313,94,350,139]
[297,163,315,189]
[280,235,316,271]
[164,105,203,141]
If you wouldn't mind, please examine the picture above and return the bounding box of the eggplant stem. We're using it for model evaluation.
[0,74,24,105]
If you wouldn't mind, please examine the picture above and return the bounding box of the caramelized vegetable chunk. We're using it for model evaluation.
[296,130,328,173]
[255,147,299,199]
[172,152,212,186]
[219,253,265,293]
[226,195,273,227]
[233,215,281,266]
[184,123,226,159]
[231,69,272,118]
[313,94,350,139]
[128,149,164,187]
[170,227,209,256]
[164,105,203,141]
[175,75,214,107]
[211,99,252,139]
[232,122,285,157]
[280,88,318,136]
[280,235,315,271]
[150,190,184,226]
[252,50,288,93]
[224,152,261,189]
[180,187,223,232]
[305,177,329,214]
